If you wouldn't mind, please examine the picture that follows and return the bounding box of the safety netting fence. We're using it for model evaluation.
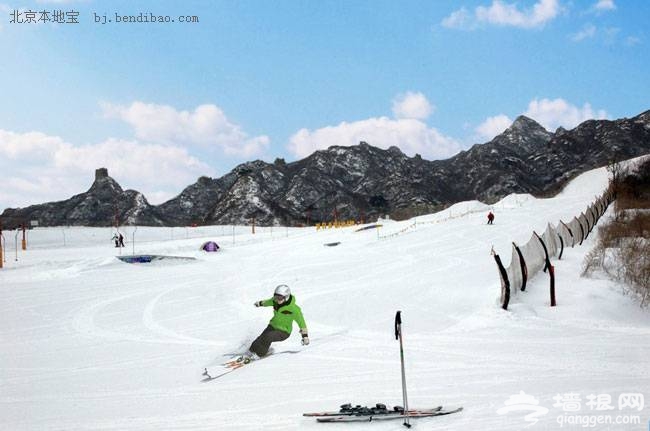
[493,190,613,310]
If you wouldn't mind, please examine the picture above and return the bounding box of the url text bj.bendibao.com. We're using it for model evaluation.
[94,12,199,24]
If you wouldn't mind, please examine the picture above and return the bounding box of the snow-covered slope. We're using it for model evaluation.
[1,165,649,430]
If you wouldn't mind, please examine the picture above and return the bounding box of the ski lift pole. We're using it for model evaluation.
[132,226,138,255]
[394,311,411,428]
[14,229,19,261]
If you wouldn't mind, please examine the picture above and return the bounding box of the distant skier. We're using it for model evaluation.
[118,233,125,247]
[241,284,309,363]
[112,234,119,247]
[487,211,495,225]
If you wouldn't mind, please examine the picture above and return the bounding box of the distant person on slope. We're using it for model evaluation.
[487,211,495,225]
[240,284,309,363]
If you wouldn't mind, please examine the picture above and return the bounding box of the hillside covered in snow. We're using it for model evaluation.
[1,164,649,430]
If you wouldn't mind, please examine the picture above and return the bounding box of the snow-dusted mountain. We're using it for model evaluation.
[2,110,650,228]
[0,168,168,228]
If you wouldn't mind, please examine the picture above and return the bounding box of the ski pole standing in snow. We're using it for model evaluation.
[394,311,411,428]
[131,226,137,255]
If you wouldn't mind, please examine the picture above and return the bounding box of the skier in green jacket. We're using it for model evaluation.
[241,284,309,363]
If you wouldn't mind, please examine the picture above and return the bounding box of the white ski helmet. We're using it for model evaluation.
[274,284,291,303]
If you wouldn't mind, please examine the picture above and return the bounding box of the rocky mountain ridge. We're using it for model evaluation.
[2,110,650,229]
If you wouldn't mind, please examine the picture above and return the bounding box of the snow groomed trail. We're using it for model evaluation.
[1,165,649,430]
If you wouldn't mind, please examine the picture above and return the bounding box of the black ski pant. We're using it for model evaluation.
[250,325,290,356]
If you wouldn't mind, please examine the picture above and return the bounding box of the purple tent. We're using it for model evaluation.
[200,241,220,252]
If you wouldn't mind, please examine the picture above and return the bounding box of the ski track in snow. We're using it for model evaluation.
[2,165,650,430]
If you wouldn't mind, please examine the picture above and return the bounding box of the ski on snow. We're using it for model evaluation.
[201,360,242,381]
[202,356,261,381]
[202,350,300,382]
[311,406,463,423]
[304,404,442,417]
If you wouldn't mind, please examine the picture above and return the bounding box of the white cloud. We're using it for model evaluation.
[0,129,212,208]
[571,24,597,42]
[53,138,209,189]
[475,114,513,141]
[287,117,461,160]
[594,0,616,11]
[443,0,561,30]
[442,7,472,29]
[472,98,609,142]
[392,92,434,120]
[523,98,608,130]
[0,129,68,161]
[101,101,270,158]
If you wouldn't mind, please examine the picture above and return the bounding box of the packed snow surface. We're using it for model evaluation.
[1,166,649,430]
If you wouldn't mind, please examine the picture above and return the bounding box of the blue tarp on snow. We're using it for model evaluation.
[117,255,196,264]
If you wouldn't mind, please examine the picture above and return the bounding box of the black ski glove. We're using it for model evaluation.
[300,329,309,345]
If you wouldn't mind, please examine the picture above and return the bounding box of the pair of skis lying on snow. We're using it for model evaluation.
[202,354,462,423]
[304,403,463,423]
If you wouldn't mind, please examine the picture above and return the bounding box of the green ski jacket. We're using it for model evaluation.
[259,295,307,335]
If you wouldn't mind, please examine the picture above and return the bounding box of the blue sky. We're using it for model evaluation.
[1,0,648,209]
